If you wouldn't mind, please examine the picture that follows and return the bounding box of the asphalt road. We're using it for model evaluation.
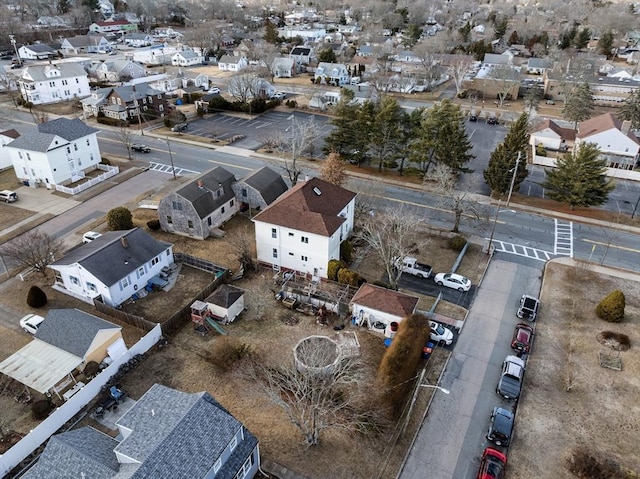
[398,273,476,309]
[399,259,543,479]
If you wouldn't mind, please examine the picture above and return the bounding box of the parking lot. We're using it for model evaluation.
[187,109,333,152]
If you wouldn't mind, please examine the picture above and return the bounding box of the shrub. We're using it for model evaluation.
[598,331,631,351]
[449,235,467,252]
[337,268,360,286]
[285,99,298,108]
[27,285,47,308]
[210,337,253,372]
[107,206,134,231]
[382,160,398,169]
[32,400,53,420]
[208,96,232,111]
[327,259,345,281]
[377,314,431,417]
[536,143,547,157]
[97,116,127,127]
[340,240,353,263]
[146,219,161,230]
[596,290,625,323]
[100,158,111,165]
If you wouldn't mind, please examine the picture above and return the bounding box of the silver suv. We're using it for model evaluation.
[496,355,525,400]
[0,190,18,203]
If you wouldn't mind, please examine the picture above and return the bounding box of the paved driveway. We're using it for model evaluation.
[399,259,542,479]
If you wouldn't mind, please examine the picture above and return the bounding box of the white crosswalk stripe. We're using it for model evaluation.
[147,163,198,177]
[554,219,573,257]
[487,239,554,262]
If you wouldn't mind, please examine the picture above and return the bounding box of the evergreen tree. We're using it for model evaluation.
[264,21,280,44]
[323,89,357,156]
[370,96,404,171]
[542,143,614,209]
[574,28,591,49]
[620,88,640,130]
[318,48,337,64]
[523,85,543,114]
[563,82,594,129]
[597,31,614,58]
[493,17,508,40]
[57,0,71,14]
[484,113,530,196]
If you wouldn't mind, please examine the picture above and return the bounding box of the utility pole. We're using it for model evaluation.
[132,84,144,136]
[506,152,521,208]
[166,137,177,180]
[291,114,295,163]
[487,199,502,256]
[632,195,640,219]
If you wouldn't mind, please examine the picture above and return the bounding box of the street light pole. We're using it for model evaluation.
[419,384,450,394]
[166,137,177,180]
[487,199,502,256]
[506,152,521,208]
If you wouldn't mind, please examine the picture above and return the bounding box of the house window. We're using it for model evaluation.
[69,276,80,285]
[272,248,278,258]
[301,236,309,244]
[166,216,172,224]
[301,255,308,261]
[188,220,193,228]
[216,190,221,197]
[288,232,294,237]
[74,144,78,151]
[18,152,22,159]
[208,217,212,226]
[157,94,161,99]
[230,436,238,451]
[87,139,90,146]
[289,252,294,256]
[137,266,145,278]
[66,147,71,154]
[221,206,225,214]
[234,455,254,479]
[171,201,183,211]
[27,153,32,161]
[214,458,222,473]
[76,78,79,83]
[230,200,234,207]
[119,276,130,290]
[86,282,97,292]
[142,97,147,104]
[112,97,116,104]
[241,188,247,197]
[271,228,277,239]
[159,104,164,111]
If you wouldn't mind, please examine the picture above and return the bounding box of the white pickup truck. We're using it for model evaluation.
[397,257,432,279]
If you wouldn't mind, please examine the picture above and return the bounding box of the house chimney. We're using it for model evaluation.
[304,174,311,182]
[121,236,128,248]
[197,179,204,188]
[621,120,632,135]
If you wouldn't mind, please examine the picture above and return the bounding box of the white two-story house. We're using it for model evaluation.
[314,62,350,86]
[252,177,356,279]
[17,63,90,105]
[4,118,101,187]
[575,113,640,169]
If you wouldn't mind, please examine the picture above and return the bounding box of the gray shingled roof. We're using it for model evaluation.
[23,44,56,53]
[22,427,119,479]
[115,384,250,478]
[22,62,87,82]
[6,118,98,152]
[36,309,120,358]
[50,228,172,287]
[176,167,236,219]
[205,284,244,308]
[111,84,160,102]
[65,34,107,48]
[240,166,288,205]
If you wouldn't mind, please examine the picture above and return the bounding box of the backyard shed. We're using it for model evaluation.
[203,284,245,324]
[350,284,419,333]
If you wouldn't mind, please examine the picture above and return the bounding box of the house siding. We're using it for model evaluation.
[85,329,124,364]
[231,183,267,210]
[350,303,403,327]
[530,129,562,150]
[208,295,245,323]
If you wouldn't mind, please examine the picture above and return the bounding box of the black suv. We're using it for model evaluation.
[487,407,514,446]
[487,117,498,125]
[496,355,525,400]
[131,144,151,153]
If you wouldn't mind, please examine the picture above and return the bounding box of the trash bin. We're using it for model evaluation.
[385,321,399,339]
[384,338,393,348]
[422,342,435,359]
[23,180,29,186]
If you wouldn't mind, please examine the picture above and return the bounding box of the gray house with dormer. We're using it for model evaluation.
[158,167,238,240]
[22,384,260,479]
[232,166,288,212]
[48,227,174,307]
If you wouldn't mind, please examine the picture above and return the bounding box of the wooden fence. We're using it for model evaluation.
[174,252,228,276]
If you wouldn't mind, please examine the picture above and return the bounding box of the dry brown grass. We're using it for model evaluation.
[509,260,640,478]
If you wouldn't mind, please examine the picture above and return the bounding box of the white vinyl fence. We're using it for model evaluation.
[0,324,162,477]
[54,164,119,195]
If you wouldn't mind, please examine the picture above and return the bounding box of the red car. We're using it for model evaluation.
[477,447,507,479]
[511,323,534,354]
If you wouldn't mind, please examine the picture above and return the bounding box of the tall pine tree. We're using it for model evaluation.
[563,82,594,129]
[542,143,614,209]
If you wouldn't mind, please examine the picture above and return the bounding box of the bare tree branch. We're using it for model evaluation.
[1,230,63,275]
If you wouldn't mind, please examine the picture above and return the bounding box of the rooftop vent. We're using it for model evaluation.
[313,187,322,196]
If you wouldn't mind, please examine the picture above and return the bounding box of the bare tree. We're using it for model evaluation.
[228,71,264,103]
[425,163,484,233]
[344,178,384,224]
[231,225,257,274]
[412,40,443,90]
[355,207,428,289]
[245,339,383,446]
[446,57,474,95]
[275,116,320,186]
[487,66,522,107]
[320,152,346,186]
[115,124,135,159]
[248,42,281,82]
[1,230,63,275]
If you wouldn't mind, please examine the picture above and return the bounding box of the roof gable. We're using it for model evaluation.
[253,177,355,236]
[174,167,236,218]
[239,166,288,205]
[36,309,120,358]
[577,113,620,138]
[50,228,172,286]
[531,119,576,141]
[351,283,419,317]
[205,284,244,308]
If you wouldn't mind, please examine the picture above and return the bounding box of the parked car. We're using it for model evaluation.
[476,447,507,479]
[270,91,286,100]
[469,115,478,122]
[496,355,525,400]
[434,272,472,292]
[397,256,432,279]
[171,122,188,132]
[487,407,514,446]
[517,294,539,321]
[82,231,102,244]
[131,143,151,153]
[487,117,498,125]
[429,321,454,345]
[511,323,534,354]
[207,87,221,94]
[546,99,555,105]
[20,313,45,335]
[0,190,18,203]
